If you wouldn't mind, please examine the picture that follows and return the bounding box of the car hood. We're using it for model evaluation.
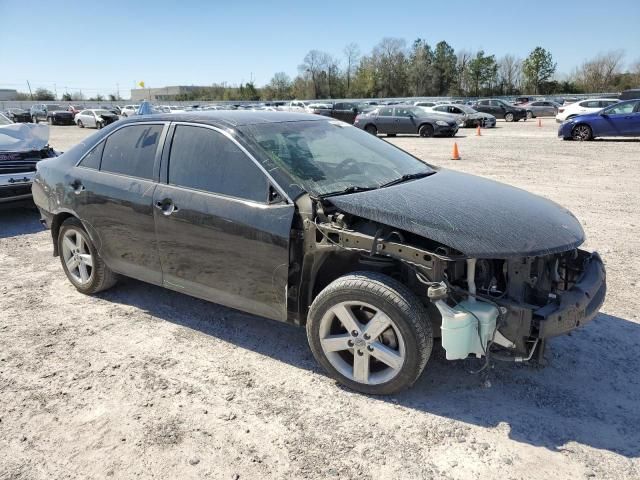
[417,112,458,123]
[328,169,585,258]
[467,112,494,120]
[0,123,49,152]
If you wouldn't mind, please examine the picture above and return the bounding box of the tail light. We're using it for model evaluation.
[558,108,564,113]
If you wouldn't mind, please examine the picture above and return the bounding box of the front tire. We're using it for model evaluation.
[418,124,434,137]
[572,124,593,141]
[77,120,84,128]
[307,272,433,395]
[58,217,117,294]
[526,110,533,120]
[505,112,514,122]
[48,116,54,125]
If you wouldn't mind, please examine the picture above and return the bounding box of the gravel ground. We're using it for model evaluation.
[1,120,639,480]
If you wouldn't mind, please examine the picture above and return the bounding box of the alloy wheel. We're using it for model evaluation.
[61,229,94,285]
[318,301,406,385]
[572,124,592,141]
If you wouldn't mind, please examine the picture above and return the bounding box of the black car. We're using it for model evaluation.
[354,106,459,137]
[473,99,527,122]
[32,111,606,394]
[4,108,32,123]
[30,104,75,125]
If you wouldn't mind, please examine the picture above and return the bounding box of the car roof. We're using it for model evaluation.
[120,110,326,128]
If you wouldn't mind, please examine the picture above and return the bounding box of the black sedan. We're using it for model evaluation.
[32,111,605,395]
[473,99,527,122]
[354,106,458,137]
[4,108,32,123]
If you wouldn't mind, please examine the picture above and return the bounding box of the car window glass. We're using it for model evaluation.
[581,101,598,108]
[168,125,267,203]
[600,100,617,108]
[378,107,393,117]
[434,106,446,112]
[605,102,637,115]
[79,141,104,169]
[395,107,415,117]
[101,124,162,179]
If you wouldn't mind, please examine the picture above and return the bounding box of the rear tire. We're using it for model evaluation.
[47,116,54,125]
[58,217,117,294]
[387,133,396,137]
[418,124,434,137]
[365,124,377,136]
[307,272,433,395]
[77,120,84,128]
[526,110,533,120]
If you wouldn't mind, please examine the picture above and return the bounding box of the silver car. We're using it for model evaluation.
[523,101,560,119]
[74,109,120,129]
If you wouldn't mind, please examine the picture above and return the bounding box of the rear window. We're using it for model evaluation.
[101,124,162,179]
[580,101,601,108]
[168,125,267,202]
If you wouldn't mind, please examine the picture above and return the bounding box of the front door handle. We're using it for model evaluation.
[155,199,179,216]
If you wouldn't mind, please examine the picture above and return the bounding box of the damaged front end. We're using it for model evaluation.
[305,207,606,362]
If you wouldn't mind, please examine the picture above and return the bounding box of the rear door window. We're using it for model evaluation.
[378,107,393,116]
[168,125,268,203]
[79,141,104,169]
[101,124,162,179]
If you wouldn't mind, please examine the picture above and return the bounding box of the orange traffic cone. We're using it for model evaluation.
[451,142,461,160]
[537,118,542,127]
[476,125,482,136]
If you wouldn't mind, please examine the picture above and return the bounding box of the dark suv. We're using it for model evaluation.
[32,111,605,395]
[30,104,75,125]
[473,99,527,122]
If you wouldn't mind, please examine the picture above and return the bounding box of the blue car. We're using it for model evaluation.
[558,99,640,140]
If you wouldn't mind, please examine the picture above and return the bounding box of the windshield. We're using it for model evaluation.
[241,120,434,196]
[94,110,112,115]
[46,105,63,110]
[0,113,12,125]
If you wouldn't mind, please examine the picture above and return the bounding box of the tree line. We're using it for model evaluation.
[18,40,640,102]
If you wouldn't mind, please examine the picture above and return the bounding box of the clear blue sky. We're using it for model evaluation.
[1,0,639,98]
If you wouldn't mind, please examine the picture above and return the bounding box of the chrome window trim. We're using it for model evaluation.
[168,121,293,204]
[74,121,169,169]
[157,182,289,210]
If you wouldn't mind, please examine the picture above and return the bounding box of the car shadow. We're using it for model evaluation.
[593,138,640,143]
[100,277,640,458]
[0,204,44,239]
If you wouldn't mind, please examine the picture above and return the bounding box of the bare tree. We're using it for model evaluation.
[299,50,327,99]
[498,54,522,95]
[575,50,625,92]
[455,50,472,95]
[344,43,360,96]
[372,37,407,97]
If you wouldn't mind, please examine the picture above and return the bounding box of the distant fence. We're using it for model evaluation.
[0,93,621,111]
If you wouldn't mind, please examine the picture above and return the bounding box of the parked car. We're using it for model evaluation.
[30,104,75,125]
[278,100,308,112]
[472,99,527,122]
[619,89,640,100]
[558,99,640,140]
[120,105,140,117]
[555,98,619,122]
[522,100,560,119]
[100,105,121,115]
[32,111,606,394]
[4,108,32,123]
[75,109,120,129]
[68,105,85,117]
[514,96,535,105]
[355,105,459,137]
[425,104,496,128]
[1,122,57,204]
[306,103,333,115]
[413,101,437,107]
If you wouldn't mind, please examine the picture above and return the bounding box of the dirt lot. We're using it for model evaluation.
[1,120,639,480]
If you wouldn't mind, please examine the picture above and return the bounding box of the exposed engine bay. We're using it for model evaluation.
[291,197,607,364]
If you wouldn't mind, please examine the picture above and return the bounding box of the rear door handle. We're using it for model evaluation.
[69,179,85,194]
[155,199,179,216]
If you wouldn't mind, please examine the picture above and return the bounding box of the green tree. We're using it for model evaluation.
[264,72,293,100]
[34,88,55,100]
[407,39,433,96]
[467,51,497,96]
[432,41,457,95]
[522,47,556,94]
[61,93,72,101]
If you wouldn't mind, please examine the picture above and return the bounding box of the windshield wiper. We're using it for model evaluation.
[379,171,435,188]
[320,185,377,198]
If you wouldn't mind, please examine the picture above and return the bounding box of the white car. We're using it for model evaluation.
[278,100,307,112]
[120,105,140,118]
[414,101,437,107]
[74,109,120,129]
[555,98,619,122]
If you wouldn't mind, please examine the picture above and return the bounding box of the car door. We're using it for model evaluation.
[475,100,491,115]
[71,122,167,284]
[375,107,394,133]
[153,123,294,321]
[393,107,417,134]
[599,101,640,136]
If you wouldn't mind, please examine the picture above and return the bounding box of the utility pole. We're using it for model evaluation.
[116,83,120,100]
[26,80,33,100]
